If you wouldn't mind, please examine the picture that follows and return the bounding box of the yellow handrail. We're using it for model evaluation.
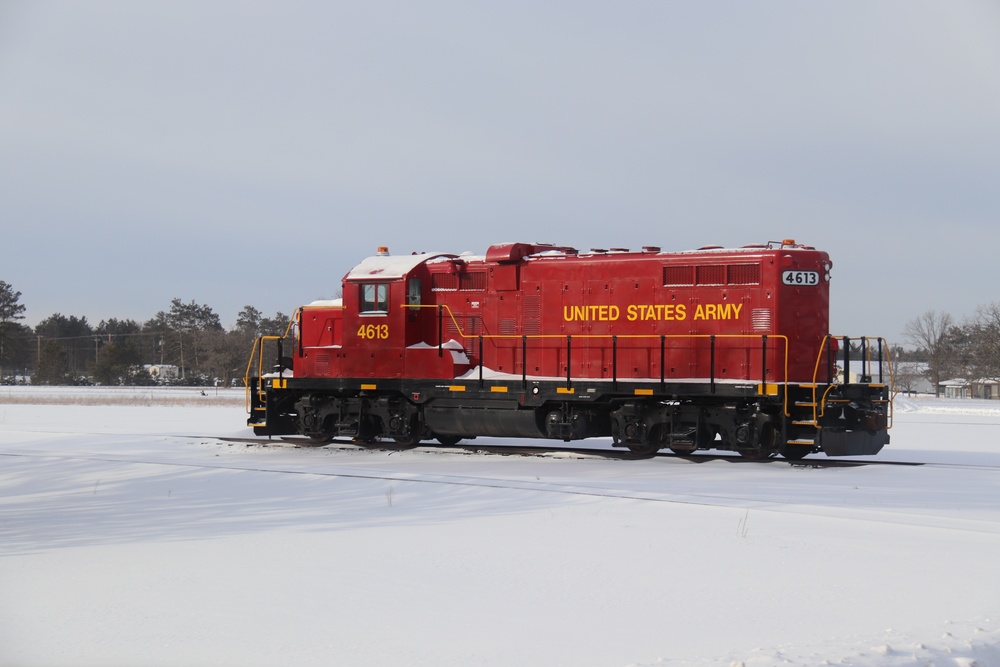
[805,336,895,430]
[401,303,792,414]
[243,310,299,414]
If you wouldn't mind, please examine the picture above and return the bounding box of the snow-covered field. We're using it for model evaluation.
[2,388,999,667]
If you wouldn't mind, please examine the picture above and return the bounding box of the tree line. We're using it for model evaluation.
[0,280,288,386]
[899,306,1000,396]
[4,279,999,393]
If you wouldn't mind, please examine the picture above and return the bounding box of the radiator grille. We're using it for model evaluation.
[431,274,457,291]
[459,272,486,291]
[696,265,725,285]
[663,266,694,286]
[727,263,761,285]
[665,263,761,286]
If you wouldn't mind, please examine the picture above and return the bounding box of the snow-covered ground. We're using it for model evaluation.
[2,389,999,666]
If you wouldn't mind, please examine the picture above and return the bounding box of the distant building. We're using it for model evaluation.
[145,364,179,381]
[938,378,1000,399]
[971,379,1000,400]
[893,361,935,395]
[939,379,969,399]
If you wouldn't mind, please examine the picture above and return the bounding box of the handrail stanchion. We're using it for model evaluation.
[761,334,768,386]
[438,305,443,357]
[660,335,666,389]
[612,335,618,390]
[878,338,884,384]
[521,335,527,390]
[827,336,834,384]
[710,334,716,394]
[566,335,572,389]
[842,336,850,383]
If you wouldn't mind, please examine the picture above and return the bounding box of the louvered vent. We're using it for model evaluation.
[315,352,330,375]
[446,316,480,355]
[523,296,541,335]
[751,308,772,332]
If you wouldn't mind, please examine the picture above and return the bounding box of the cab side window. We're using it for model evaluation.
[407,278,422,307]
[360,283,389,313]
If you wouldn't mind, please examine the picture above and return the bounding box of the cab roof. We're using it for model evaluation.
[345,252,456,281]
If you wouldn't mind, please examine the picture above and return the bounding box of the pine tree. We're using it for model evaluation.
[0,281,27,380]
[34,340,71,385]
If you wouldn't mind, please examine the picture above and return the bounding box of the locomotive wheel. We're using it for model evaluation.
[626,443,660,456]
[392,436,421,447]
[435,435,462,446]
[737,422,778,460]
[669,446,697,456]
[307,433,335,445]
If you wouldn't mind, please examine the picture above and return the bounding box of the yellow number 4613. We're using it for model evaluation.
[357,323,389,340]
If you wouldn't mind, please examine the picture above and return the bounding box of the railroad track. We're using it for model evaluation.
[214,435,928,468]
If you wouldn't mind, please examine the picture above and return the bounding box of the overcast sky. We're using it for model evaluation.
[2,1,999,341]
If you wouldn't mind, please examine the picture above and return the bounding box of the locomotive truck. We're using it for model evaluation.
[245,239,893,460]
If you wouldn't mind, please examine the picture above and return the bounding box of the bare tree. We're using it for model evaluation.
[903,310,954,396]
[969,303,1000,380]
[891,361,924,395]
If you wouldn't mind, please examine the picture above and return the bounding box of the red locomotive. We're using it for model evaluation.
[246,239,892,459]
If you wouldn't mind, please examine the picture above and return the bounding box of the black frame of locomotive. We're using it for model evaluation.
[247,334,892,460]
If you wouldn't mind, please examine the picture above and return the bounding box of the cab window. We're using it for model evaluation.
[407,278,422,307]
[360,283,389,313]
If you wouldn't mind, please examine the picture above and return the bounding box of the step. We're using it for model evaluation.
[786,439,816,446]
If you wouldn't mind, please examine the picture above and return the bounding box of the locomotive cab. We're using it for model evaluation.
[293,252,472,381]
